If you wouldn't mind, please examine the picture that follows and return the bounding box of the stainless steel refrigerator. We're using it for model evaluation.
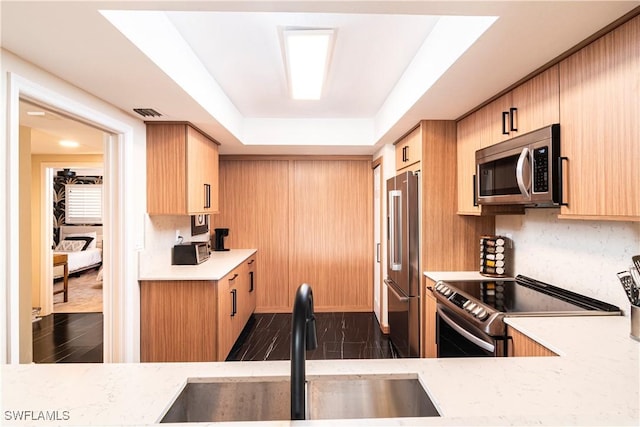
[384,170,420,357]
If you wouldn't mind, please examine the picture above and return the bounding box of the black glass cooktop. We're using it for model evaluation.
[444,275,620,314]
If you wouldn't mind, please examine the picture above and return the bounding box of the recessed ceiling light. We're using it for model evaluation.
[26,111,46,116]
[282,29,335,100]
[59,140,79,148]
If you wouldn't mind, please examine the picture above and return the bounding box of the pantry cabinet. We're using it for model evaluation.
[507,326,557,357]
[422,279,438,358]
[395,126,422,172]
[146,122,220,215]
[558,15,640,220]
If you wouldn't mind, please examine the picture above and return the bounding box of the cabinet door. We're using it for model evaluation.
[187,126,219,214]
[456,114,482,215]
[217,272,240,360]
[559,16,640,219]
[246,256,257,317]
[395,126,422,171]
[422,279,438,358]
[480,93,512,147]
[511,65,560,135]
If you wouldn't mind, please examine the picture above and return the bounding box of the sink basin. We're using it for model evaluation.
[159,375,440,423]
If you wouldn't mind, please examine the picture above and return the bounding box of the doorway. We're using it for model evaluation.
[5,71,138,364]
[21,100,107,363]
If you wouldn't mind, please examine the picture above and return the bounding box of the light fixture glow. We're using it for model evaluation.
[26,111,46,116]
[59,140,79,148]
[283,29,335,100]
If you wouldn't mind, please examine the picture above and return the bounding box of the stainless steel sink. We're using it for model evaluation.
[159,375,440,423]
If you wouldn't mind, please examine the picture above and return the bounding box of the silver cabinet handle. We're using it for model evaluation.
[438,309,495,353]
[515,147,531,199]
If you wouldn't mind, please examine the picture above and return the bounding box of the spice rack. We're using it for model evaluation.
[480,235,513,277]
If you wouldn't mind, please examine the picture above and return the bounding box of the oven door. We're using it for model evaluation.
[436,305,498,357]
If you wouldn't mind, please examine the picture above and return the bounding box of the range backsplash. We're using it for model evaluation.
[496,209,640,315]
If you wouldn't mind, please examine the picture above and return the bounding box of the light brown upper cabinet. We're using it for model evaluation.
[395,126,422,172]
[480,66,560,148]
[146,122,220,215]
[456,113,482,215]
[558,16,640,220]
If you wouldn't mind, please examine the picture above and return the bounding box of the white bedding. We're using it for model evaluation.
[54,248,102,278]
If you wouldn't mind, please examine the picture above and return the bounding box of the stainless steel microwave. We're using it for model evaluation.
[475,124,562,206]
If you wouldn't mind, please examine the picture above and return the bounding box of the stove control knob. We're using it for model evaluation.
[443,288,452,297]
[462,300,472,309]
[476,309,489,320]
[472,307,483,316]
[435,283,444,292]
[466,303,477,312]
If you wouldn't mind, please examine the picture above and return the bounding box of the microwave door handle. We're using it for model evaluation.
[516,147,531,198]
[388,190,402,271]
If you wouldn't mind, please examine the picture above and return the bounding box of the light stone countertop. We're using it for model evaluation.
[2,313,638,426]
[138,249,257,281]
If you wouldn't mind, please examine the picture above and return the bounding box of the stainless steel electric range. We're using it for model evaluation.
[433,275,621,357]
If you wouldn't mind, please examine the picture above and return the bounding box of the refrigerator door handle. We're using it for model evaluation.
[386,280,409,302]
[388,189,402,271]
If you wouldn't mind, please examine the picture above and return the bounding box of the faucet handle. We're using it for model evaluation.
[305,315,318,351]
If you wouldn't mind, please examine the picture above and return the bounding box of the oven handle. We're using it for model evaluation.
[438,309,495,353]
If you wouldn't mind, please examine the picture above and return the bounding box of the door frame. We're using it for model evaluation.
[372,156,389,333]
[4,72,135,363]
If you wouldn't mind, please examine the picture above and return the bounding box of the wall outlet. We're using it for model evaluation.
[175,229,181,243]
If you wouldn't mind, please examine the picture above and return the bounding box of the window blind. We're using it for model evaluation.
[65,184,103,224]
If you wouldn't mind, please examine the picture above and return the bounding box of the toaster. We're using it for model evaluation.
[172,242,210,265]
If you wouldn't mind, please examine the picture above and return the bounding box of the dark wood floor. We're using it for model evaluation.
[227,312,397,361]
[32,312,394,363]
[32,313,103,363]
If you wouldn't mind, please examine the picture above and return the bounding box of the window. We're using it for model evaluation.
[65,184,103,224]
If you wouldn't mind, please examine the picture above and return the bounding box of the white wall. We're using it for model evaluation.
[496,209,640,315]
[1,49,147,363]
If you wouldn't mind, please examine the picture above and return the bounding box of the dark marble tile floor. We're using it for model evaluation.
[227,312,397,361]
[32,313,103,363]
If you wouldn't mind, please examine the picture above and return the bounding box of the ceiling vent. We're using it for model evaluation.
[133,108,163,118]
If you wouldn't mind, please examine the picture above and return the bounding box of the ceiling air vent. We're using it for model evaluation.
[133,108,162,118]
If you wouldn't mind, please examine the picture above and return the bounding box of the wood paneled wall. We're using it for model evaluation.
[212,158,373,313]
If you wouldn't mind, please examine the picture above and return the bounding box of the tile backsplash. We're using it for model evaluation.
[140,215,210,266]
[496,209,640,315]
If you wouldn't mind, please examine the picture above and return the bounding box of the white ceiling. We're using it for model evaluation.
[20,100,105,155]
[2,1,638,155]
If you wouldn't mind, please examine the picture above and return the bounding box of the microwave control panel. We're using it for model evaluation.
[533,147,549,193]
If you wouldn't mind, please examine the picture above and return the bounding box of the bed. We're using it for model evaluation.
[53,225,103,279]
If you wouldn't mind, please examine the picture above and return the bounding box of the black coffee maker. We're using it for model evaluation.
[212,228,229,251]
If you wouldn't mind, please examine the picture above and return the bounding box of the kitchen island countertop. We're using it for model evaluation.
[138,249,256,281]
[2,312,638,426]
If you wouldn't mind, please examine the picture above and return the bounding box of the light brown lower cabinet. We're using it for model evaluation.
[140,256,257,362]
[422,280,438,358]
[507,326,557,357]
